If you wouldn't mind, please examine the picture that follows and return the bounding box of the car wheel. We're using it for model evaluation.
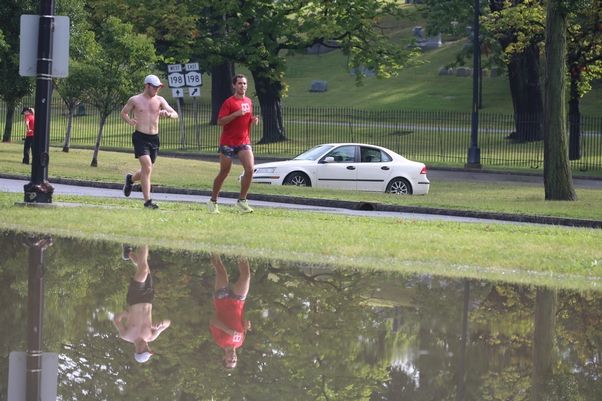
[283,172,311,187]
[386,177,412,195]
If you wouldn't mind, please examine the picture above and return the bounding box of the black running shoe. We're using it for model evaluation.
[123,173,133,197]
[144,200,159,209]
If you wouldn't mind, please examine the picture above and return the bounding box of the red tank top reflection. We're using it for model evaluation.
[210,298,245,348]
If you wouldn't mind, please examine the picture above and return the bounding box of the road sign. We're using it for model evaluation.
[167,63,201,95]
[19,15,70,78]
[185,71,202,87]
[167,72,185,88]
[8,351,58,401]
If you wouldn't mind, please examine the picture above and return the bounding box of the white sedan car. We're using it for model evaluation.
[251,143,430,195]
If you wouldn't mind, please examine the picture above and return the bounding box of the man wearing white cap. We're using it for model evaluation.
[113,245,171,364]
[120,74,178,209]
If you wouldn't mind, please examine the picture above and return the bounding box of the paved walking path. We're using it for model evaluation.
[1,168,601,228]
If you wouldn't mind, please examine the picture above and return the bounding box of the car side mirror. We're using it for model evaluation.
[322,156,335,163]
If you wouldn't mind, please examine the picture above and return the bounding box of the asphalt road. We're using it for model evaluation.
[1,169,601,228]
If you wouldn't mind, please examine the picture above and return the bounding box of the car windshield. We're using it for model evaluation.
[293,144,335,160]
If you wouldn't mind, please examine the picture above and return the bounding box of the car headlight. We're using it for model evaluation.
[255,167,276,174]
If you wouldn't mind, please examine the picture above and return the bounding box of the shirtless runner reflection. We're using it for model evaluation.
[209,254,251,369]
[113,245,171,363]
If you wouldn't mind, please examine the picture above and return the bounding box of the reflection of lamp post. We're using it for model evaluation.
[455,280,470,401]
[26,236,53,401]
[8,236,57,401]
[466,0,481,168]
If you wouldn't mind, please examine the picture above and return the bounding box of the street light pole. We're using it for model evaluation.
[466,0,482,168]
[24,0,55,203]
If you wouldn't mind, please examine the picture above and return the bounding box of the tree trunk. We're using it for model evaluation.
[210,62,234,125]
[90,115,108,167]
[489,0,544,142]
[568,78,581,160]
[63,107,75,152]
[507,45,544,142]
[2,101,17,142]
[251,70,286,144]
[531,288,557,401]
[543,0,576,200]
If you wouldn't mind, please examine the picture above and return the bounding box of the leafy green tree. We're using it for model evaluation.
[483,0,602,152]
[421,0,546,142]
[194,0,421,144]
[82,17,157,167]
[566,2,602,159]
[84,0,197,62]
[0,1,36,142]
[54,0,99,152]
[485,0,546,142]
[543,0,576,200]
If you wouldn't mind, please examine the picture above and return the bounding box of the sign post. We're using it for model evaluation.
[20,0,70,204]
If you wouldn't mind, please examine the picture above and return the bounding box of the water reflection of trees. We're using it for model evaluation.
[0,233,600,400]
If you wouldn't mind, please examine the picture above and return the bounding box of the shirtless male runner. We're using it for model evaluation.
[120,74,178,209]
[113,245,171,363]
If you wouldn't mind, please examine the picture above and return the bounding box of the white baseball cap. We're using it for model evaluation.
[134,351,153,363]
[144,74,164,87]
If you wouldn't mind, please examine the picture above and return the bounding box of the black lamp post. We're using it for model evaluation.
[24,0,55,203]
[466,0,482,168]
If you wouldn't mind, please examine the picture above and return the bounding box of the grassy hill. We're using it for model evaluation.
[196,39,601,116]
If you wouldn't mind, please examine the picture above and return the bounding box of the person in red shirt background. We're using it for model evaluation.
[209,254,252,369]
[21,107,35,164]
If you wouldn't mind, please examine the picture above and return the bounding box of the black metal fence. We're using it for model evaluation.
[3,96,602,172]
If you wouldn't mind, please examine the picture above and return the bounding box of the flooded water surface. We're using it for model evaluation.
[0,231,600,400]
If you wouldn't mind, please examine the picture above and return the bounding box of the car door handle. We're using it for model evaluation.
[346,166,356,170]
[381,166,390,170]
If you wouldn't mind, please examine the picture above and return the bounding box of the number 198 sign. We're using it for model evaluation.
[168,72,185,88]
[167,63,202,89]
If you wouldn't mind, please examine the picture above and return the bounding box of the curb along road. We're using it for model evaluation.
[2,171,602,229]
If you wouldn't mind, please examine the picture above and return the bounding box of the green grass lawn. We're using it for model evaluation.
[0,191,600,291]
[2,142,602,221]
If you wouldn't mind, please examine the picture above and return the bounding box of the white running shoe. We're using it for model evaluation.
[236,199,253,213]
[207,200,220,214]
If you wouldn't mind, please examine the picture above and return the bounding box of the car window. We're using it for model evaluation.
[360,147,383,163]
[381,150,392,162]
[326,145,356,162]
[294,144,335,160]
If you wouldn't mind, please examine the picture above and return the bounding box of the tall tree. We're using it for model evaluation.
[84,0,197,62]
[0,0,36,142]
[487,0,545,142]
[82,17,157,167]
[422,0,546,142]
[566,2,602,159]
[484,0,602,149]
[54,0,99,152]
[543,0,576,200]
[194,0,420,144]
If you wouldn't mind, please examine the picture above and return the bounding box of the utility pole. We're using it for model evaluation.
[24,0,56,203]
[466,0,482,168]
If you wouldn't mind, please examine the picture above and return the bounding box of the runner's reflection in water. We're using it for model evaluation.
[112,245,171,363]
[209,254,251,369]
